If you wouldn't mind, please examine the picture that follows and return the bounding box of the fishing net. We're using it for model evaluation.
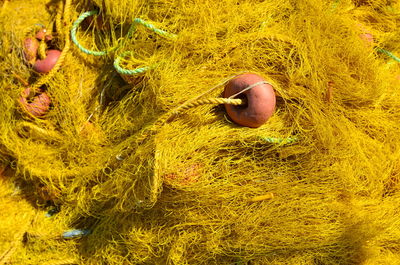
[1,0,400,264]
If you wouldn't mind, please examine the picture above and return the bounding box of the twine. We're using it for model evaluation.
[227,80,270,99]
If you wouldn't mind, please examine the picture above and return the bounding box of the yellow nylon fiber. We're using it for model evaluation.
[1,0,400,264]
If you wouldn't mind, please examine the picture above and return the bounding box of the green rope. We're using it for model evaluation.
[70,10,109,56]
[115,18,176,75]
[126,18,177,40]
[114,52,152,75]
[71,10,177,75]
[377,48,400,63]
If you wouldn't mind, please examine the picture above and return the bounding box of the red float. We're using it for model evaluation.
[224,73,276,128]
[33,49,61,73]
[19,87,51,117]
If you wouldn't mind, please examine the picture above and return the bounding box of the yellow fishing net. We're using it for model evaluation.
[1,0,400,264]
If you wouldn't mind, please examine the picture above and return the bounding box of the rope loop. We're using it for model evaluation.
[72,10,177,75]
[114,51,152,75]
[70,10,114,56]
[126,18,178,40]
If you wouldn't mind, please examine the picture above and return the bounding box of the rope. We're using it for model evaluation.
[166,73,245,119]
[114,74,250,161]
[22,24,45,42]
[31,0,72,91]
[55,0,64,36]
[70,10,109,56]
[113,52,152,75]
[227,81,270,99]
[172,98,244,115]
[71,10,177,75]
[38,39,47,59]
[377,48,400,63]
[126,18,178,40]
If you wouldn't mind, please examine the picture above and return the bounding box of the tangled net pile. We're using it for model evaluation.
[1,0,400,264]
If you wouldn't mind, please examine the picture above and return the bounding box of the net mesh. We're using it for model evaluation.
[1,0,400,264]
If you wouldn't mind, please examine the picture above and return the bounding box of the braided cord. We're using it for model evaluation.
[377,48,400,63]
[71,10,177,75]
[38,39,47,59]
[31,0,72,91]
[173,98,244,115]
[116,18,177,75]
[70,10,115,56]
[55,0,64,34]
[113,52,152,75]
[115,96,245,160]
[126,18,177,40]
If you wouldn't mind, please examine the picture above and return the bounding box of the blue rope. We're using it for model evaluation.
[62,229,91,239]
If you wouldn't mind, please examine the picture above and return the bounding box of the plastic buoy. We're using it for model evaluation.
[224,73,276,128]
[19,87,51,117]
[33,49,61,73]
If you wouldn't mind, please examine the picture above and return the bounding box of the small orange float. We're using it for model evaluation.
[33,49,61,73]
[19,87,51,117]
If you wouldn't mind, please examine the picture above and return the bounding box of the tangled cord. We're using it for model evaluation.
[71,10,177,75]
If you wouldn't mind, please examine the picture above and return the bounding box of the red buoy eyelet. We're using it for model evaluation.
[224,73,276,128]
